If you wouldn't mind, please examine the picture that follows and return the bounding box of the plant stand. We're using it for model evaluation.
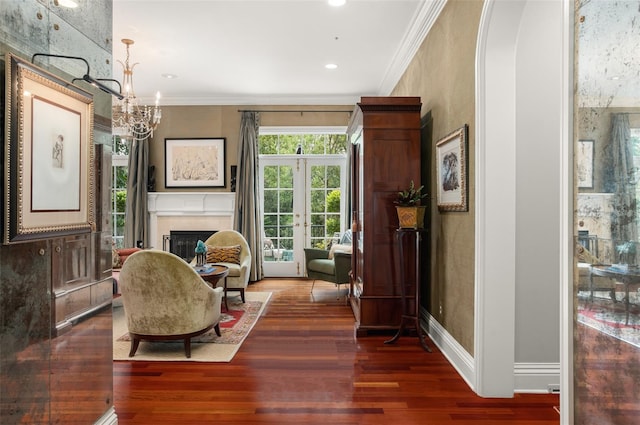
[384,228,432,352]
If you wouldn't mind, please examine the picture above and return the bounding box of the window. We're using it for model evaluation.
[259,131,347,155]
[112,137,129,249]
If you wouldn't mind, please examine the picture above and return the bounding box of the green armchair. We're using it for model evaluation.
[304,240,352,299]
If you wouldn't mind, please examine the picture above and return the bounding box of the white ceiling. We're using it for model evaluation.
[112,0,442,106]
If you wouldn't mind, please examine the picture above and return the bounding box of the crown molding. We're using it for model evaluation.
[377,0,448,95]
[138,93,365,107]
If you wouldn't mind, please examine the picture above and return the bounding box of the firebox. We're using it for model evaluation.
[164,230,217,262]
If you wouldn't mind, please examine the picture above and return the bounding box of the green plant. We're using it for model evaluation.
[394,180,428,206]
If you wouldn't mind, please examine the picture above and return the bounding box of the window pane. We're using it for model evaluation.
[310,166,325,188]
[279,190,293,213]
[264,166,278,188]
[259,135,278,155]
[327,165,340,188]
[327,189,340,212]
[311,190,325,213]
[264,190,278,213]
[279,166,293,188]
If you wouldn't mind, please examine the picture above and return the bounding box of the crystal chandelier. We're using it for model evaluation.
[112,38,162,142]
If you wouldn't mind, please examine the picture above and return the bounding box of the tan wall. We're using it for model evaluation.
[391,0,484,354]
[149,105,352,192]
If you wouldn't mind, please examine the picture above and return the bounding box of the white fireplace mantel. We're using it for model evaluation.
[148,192,236,250]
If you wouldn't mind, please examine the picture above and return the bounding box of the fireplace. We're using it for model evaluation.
[147,192,235,251]
[165,230,217,262]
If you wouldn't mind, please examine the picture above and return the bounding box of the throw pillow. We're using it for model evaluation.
[576,243,600,264]
[339,229,353,245]
[328,243,352,260]
[207,244,242,264]
[112,247,122,268]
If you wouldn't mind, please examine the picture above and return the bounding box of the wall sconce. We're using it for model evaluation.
[31,53,123,99]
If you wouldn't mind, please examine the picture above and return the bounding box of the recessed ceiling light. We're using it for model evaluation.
[162,73,178,79]
[328,0,346,7]
[325,63,338,70]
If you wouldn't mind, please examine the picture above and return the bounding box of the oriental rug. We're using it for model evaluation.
[577,291,640,349]
[112,291,271,362]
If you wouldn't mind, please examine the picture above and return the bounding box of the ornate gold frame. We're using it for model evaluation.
[4,53,95,244]
[436,124,468,212]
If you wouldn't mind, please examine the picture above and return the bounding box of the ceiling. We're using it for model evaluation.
[112,0,441,106]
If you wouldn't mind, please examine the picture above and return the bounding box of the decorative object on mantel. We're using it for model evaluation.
[112,38,162,142]
[194,240,207,267]
[394,180,428,229]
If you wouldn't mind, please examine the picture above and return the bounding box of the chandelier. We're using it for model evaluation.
[112,38,162,142]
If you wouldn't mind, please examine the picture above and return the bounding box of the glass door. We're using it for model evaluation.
[261,157,303,277]
[260,155,347,277]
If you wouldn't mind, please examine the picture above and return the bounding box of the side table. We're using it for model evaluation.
[196,265,230,309]
[384,228,432,352]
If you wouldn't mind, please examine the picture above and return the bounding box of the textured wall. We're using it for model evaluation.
[391,0,483,354]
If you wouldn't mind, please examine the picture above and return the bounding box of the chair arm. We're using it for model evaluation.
[333,251,352,283]
[304,248,330,262]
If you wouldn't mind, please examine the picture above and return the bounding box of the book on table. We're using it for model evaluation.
[195,265,216,274]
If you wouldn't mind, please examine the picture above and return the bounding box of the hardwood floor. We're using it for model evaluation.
[113,279,559,424]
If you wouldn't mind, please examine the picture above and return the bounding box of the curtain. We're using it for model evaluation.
[609,113,637,250]
[124,137,149,248]
[234,112,263,281]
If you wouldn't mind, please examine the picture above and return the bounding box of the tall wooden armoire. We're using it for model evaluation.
[348,96,422,335]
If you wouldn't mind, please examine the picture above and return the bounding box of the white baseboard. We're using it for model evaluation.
[423,311,476,391]
[423,312,560,395]
[514,362,560,394]
[94,407,118,425]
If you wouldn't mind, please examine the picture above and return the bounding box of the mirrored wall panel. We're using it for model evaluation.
[574,1,640,424]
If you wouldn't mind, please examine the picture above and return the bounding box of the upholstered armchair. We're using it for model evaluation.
[118,249,223,358]
[200,230,252,303]
[304,234,352,299]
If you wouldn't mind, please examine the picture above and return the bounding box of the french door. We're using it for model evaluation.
[260,155,347,277]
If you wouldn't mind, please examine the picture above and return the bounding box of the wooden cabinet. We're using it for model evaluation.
[348,97,422,335]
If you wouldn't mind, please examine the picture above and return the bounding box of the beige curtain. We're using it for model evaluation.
[234,112,263,281]
[124,137,149,248]
[609,113,637,253]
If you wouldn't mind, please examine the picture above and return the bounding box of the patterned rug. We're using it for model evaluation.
[113,291,271,362]
[577,291,640,349]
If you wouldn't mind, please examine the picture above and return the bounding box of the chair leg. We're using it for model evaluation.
[214,323,221,337]
[240,288,245,303]
[128,337,140,357]
[184,337,192,358]
[311,279,316,293]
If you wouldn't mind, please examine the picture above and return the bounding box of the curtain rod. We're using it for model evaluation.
[237,109,352,114]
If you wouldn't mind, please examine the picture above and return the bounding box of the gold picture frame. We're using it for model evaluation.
[436,125,468,212]
[3,53,95,244]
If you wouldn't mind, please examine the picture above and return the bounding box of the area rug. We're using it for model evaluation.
[112,291,271,362]
[577,292,640,349]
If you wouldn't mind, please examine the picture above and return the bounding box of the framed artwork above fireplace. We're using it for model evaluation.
[164,138,226,188]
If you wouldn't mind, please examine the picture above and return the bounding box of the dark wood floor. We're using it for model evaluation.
[113,279,560,424]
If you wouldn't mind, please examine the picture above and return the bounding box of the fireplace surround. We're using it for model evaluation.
[148,192,235,251]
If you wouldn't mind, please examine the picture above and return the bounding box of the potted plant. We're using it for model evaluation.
[394,180,428,229]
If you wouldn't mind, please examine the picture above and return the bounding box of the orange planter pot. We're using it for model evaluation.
[396,206,427,229]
